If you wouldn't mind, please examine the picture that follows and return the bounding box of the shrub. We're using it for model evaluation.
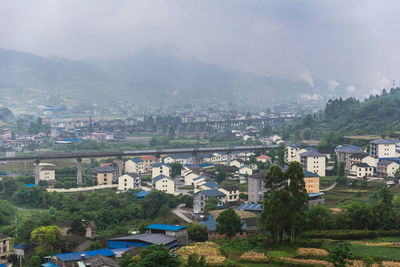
[303,230,400,240]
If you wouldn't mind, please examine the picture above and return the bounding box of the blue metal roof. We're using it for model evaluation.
[303,170,319,177]
[55,249,115,262]
[135,190,150,199]
[202,189,225,197]
[308,192,325,198]
[336,145,362,154]
[153,174,172,183]
[203,181,219,189]
[42,262,60,267]
[237,203,263,212]
[25,184,35,187]
[146,224,187,231]
[130,158,143,163]
[0,264,6,267]
[14,244,29,250]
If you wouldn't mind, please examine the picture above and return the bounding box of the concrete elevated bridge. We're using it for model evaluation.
[0,145,277,185]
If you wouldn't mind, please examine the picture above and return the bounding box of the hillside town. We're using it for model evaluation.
[2,133,400,266]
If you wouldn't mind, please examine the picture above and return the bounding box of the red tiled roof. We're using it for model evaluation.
[141,155,156,160]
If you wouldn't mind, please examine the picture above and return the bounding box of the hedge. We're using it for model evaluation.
[303,230,400,240]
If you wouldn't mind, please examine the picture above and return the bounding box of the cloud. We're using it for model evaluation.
[299,70,314,88]
[300,94,322,101]
[328,80,340,91]
[373,74,391,89]
[346,85,356,92]
[1,0,400,95]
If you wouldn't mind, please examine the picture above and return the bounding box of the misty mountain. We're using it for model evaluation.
[0,47,356,112]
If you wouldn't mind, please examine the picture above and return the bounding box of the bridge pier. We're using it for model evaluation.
[77,157,82,185]
[227,152,232,166]
[192,152,198,165]
[34,159,40,185]
[155,154,161,164]
[117,155,123,177]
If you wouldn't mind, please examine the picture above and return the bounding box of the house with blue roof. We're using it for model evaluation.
[52,249,116,267]
[204,209,257,240]
[377,159,400,178]
[152,174,175,195]
[125,157,145,174]
[108,233,179,250]
[146,224,188,245]
[336,145,363,169]
[164,154,193,165]
[152,163,170,178]
[193,189,226,215]
[370,139,397,159]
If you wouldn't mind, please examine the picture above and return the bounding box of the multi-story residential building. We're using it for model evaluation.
[152,163,171,178]
[125,158,145,174]
[141,155,157,173]
[219,185,239,203]
[286,144,299,162]
[248,169,321,203]
[300,150,326,177]
[336,145,363,169]
[377,160,400,178]
[303,170,320,194]
[348,153,378,169]
[0,235,10,263]
[370,139,397,158]
[184,171,200,186]
[93,166,116,185]
[118,173,141,191]
[34,163,56,181]
[153,174,175,194]
[349,163,375,178]
[248,171,267,203]
[193,189,226,214]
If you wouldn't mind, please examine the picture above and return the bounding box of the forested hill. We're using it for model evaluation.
[279,88,400,142]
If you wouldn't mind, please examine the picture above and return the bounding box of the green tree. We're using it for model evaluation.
[30,225,61,255]
[134,244,180,267]
[26,255,42,267]
[328,243,352,267]
[170,162,182,178]
[216,208,243,239]
[262,165,290,243]
[88,240,103,250]
[277,143,286,166]
[71,219,86,236]
[337,161,346,178]
[260,124,272,137]
[204,197,219,214]
[285,161,309,244]
[186,253,207,267]
[188,223,208,242]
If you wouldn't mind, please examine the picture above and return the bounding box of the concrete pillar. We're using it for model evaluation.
[192,152,198,165]
[227,152,232,166]
[117,155,123,177]
[155,154,161,164]
[34,159,40,185]
[77,157,82,185]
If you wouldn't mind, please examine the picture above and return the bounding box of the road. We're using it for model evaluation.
[172,204,193,223]
[320,182,337,192]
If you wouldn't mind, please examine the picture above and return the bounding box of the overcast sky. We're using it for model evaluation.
[1,0,399,94]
